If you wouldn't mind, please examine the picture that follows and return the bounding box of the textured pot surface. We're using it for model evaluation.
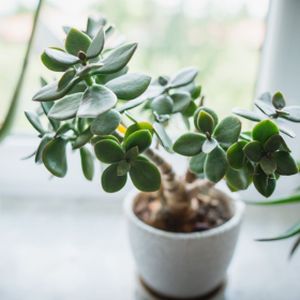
[124,189,245,299]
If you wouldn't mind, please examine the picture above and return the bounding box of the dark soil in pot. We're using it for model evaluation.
[133,184,233,233]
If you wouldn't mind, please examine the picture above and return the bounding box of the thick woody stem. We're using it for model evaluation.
[145,148,190,214]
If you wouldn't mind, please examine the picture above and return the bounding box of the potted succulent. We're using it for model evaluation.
[25,16,300,299]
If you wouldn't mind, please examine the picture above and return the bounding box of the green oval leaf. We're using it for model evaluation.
[173,133,206,156]
[151,95,173,115]
[80,147,94,181]
[123,129,152,153]
[91,109,121,136]
[106,73,151,100]
[274,151,298,175]
[281,106,300,122]
[94,139,124,163]
[194,107,219,130]
[272,91,286,109]
[42,138,68,177]
[169,67,198,88]
[129,159,161,192]
[35,135,52,164]
[124,122,153,139]
[204,146,228,182]
[213,116,241,148]
[87,26,105,58]
[99,43,137,74]
[65,28,91,56]
[263,134,284,153]
[44,48,79,65]
[58,69,76,90]
[101,163,127,193]
[260,156,277,175]
[77,84,117,118]
[232,108,263,122]
[252,119,279,143]
[243,141,264,162]
[226,165,252,190]
[254,100,275,116]
[253,166,276,197]
[41,51,69,72]
[24,111,45,134]
[189,152,206,175]
[226,141,247,169]
[72,127,93,150]
[171,92,191,113]
[48,93,83,120]
[196,110,215,135]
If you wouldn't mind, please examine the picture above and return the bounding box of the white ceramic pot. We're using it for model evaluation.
[124,190,245,299]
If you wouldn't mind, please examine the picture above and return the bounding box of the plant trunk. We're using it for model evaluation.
[145,148,190,216]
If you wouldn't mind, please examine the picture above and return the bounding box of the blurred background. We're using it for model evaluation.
[1,0,268,133]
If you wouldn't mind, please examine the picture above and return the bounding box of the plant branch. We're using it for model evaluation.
[0,0,44,142]
[145,148,189,214]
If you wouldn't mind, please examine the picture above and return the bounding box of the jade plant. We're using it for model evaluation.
[25,17,300,238]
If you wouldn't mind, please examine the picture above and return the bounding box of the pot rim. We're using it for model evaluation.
[124,189,245,240]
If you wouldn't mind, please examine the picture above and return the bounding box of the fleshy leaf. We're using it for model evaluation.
[171,92,191,113]
[226,141,247,169]
[99,43,137,74]
[204,146,228,182]
[91,110,121,135]
[252,119,279,143]
[94,139,124,163]
[173,133,206,156]
[77,84,117,118]
[272,91,286,109]
[253,166,276,197]
[35,135,52,164]
[87,26,105,58]
[254,100,275,116]
[243,141,264,162]
[80,147,94,181]
[65,28,91,56]
[48,93,83,120]
[233,108,263,122]
[263,134,285,153]
[194,107,219,130]
[24,111,45,134]
[226,165,252,190]
[58,69,76,90]
[123,129,152,153]
[282,106,300,122]
[44,48,79,65]
[101,163,127,193]
[42,138,68,177]
[189,152,206,174]
[151,95,173,115]
[260,156,277,175]
[169,67,198,88]
[129,159,161,192]
[196,111,215,135]
[124,122,153,139]
[72,127,93,149]
[106,73,151,100]
[274,151,298,175]
[213,116,241,148]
